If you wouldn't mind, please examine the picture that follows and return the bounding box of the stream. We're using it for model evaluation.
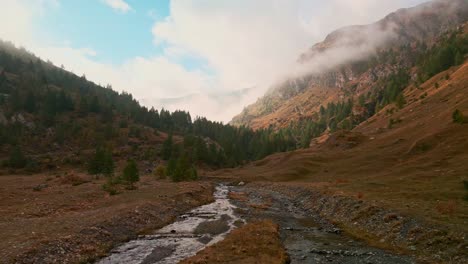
[97,185,243,264]
[98,184,414,264]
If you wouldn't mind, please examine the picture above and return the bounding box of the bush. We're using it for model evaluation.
[88,147,114,176]
[167,153,199,182]
[154,165,166,179]
[452,109,465,124]
[102,183,118,195]
[122,159,139,187]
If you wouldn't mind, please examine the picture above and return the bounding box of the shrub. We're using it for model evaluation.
[452,109,465,124]
[122,159,139,187]
[188,166,198,181]
[102,183,118,195]
[88,147,114,176]
[154,165,166,179]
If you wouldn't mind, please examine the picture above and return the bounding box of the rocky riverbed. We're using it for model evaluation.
[95,181,464,264]
[230,185,415,264]
[97,185,243,264]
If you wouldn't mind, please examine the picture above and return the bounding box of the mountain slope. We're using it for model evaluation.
[230,0,468,130]
[213,58,468,262]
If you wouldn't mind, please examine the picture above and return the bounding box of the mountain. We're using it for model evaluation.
[0,41,299,177]
[214,56,468,262]
[230,0,468,130]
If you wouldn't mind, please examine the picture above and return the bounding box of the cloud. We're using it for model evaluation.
[101,0,132,13]
[0,0,428,122]
[151,0,428,121]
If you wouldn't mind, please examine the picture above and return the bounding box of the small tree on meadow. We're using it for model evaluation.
[122,159,139,188]
[154,165,166,179]
[453,109,465,124]
[88,147,114,177]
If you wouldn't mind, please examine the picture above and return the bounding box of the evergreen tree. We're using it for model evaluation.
[171,153,190,182]
[166,157,177,178]
[454,51,464,65]
[8,146,27,169]
[161,133,173,160]
[122,159,139,187]
[396,94,406,109]
[453,109,465,124]
[88,147,114,176]
[24,91,36,113]
[188,166,198,180]
[0,71,9,93]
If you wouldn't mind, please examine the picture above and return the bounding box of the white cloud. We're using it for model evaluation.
[101,0,132,13]
[151,0,428,121]
[0,0,428,122]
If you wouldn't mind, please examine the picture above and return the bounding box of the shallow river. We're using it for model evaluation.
[98,184,414,264]
[97,185,243,264]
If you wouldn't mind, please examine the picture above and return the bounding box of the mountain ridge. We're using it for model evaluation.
[230,0,468,131]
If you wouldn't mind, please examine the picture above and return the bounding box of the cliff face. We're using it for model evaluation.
[230,0,468,130]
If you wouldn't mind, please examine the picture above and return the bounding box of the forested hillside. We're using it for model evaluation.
[0,41,299,178]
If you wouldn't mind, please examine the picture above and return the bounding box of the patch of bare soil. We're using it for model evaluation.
[181,220,289,264]
[0,171,213,263]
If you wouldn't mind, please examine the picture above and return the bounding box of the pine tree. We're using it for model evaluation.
[0,71,9,93]
[166,157,177,178]
[88,147,114,176]
[23,91,36,113]
[396,93,406,109]
[454,51,464,65]
[8,146,27,169]
[453,109,465,124]
[188,166,198,180]
[122,160,139,187]
[161,133,173,160]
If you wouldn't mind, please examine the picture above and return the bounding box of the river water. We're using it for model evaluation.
[97,185,243,264]
[98,184,414,264]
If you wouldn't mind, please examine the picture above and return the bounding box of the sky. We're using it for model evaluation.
[0,0,428,122]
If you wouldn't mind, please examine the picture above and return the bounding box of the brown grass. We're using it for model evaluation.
[181,220,289,264]
[228,191,248,202]
[0,172,213,263]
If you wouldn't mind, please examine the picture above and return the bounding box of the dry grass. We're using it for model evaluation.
[181,220,289,264]
[0,172,213,262]
[228,191,248,202]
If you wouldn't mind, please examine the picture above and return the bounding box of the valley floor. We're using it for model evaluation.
[0,172,213,263]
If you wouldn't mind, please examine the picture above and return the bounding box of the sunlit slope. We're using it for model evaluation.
[213,60,468,229]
